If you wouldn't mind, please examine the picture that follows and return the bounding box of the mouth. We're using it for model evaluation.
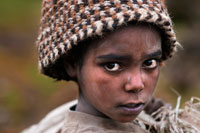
[118,103,145,115]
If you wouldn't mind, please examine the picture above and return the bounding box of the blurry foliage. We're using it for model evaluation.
[0,0,199,132]
[167,0,200,24]
[0,0,41,30]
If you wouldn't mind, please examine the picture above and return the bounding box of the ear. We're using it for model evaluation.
[63,59,78,79]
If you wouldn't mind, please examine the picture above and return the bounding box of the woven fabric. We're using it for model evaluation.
[37,0,180,80]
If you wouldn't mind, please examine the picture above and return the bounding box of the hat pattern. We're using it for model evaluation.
[37,0,180,79]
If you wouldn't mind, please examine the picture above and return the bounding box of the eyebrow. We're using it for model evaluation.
[96,50,162,61]
[96,54,131,61]
[145,50,162,59]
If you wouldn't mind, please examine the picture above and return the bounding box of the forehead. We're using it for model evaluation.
[85,24,162,59]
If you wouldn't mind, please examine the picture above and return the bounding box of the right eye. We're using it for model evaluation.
[104,63,121,72]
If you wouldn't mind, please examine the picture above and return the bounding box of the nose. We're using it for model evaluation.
[124,70,144,93]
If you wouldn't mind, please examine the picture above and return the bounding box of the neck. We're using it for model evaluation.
[75,93,109,118]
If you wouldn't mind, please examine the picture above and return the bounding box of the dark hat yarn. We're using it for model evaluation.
[37,0,180,80]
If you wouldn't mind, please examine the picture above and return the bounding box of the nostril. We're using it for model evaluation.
[128,88,143,93]
[135,88,143,93]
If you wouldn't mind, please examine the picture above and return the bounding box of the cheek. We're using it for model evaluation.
[81,68,117,106]
[143,69,160,94]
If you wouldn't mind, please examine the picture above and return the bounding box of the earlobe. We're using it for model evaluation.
[63,59,78,79]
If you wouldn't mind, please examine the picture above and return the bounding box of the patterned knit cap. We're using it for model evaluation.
[37,0,180,80]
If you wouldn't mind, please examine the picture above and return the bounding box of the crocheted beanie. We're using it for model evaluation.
[37,0,180,80]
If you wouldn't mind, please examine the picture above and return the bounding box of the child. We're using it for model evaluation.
[23,0,180,132]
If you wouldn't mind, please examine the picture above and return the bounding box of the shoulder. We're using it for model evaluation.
[22,100,77,133]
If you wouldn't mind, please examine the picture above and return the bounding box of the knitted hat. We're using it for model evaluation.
[37,0,180,80]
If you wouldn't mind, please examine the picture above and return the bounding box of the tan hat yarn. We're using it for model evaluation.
[37,0,180,80]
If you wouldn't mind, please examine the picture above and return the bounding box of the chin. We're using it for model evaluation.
[115,115,138,123]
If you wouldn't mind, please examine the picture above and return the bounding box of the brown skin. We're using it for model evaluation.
[66,24,162,122]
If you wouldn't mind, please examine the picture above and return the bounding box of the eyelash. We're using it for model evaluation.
[142,58,162,69]
[101,62,122,72]
[100,58,162,72]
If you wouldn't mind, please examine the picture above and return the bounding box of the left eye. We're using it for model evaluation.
[142,59,158,69]
[104,63,121,72]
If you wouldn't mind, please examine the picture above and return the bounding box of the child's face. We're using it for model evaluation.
[73,25,162,122]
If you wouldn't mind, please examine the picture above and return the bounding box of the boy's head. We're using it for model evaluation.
[37,0,180,122]
[64,24,162,122]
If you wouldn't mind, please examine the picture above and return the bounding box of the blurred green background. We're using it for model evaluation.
[0,0,199,132]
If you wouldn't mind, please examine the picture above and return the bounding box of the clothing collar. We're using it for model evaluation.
[63,108,146,132]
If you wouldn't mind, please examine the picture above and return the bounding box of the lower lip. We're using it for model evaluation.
[118,104,144,115]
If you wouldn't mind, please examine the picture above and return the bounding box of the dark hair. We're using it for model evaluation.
[43,38,93,81]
